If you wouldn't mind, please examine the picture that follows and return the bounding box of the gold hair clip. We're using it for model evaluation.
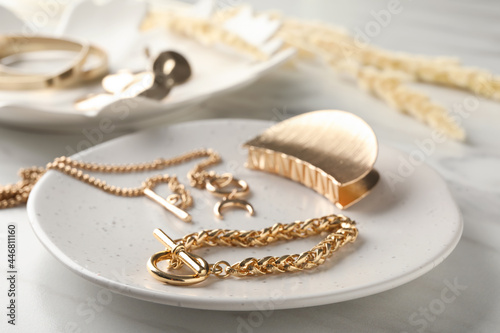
[244,110,379,209]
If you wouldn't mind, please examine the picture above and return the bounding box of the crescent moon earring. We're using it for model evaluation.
[213,197,254,219]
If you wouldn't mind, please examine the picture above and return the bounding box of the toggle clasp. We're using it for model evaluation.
[147,229,209,286]
[143,176,192,222]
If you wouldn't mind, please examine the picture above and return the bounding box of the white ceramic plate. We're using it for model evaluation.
[27,119,463,310]
[0,1,294,131]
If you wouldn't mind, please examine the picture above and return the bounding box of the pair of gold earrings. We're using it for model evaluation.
[145,163,255,222]
[139,148,254,222]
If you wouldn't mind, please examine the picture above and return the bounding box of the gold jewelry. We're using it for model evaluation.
[208,176,254,219]
[0,36,108,90]
[75,50,192,110]
[187,153,254,219]
[244,110,379,209]
[148,214,358,286]
[102,50,191,99]
[0,149,253,220]
[147,110,379,286]
[1,156,193,221]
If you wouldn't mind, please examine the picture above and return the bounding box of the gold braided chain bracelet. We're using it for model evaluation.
[147,214,358,285]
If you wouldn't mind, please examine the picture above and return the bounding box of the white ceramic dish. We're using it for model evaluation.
[27,119,463,310]
[0,1,294,131]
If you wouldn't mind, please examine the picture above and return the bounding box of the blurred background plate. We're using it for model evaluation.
[27,119,463,310]
[0,0,294,131]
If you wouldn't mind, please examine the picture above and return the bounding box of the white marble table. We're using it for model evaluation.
[1,0,499,332]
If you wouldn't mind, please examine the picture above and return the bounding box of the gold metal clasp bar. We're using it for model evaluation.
[143,188,192,222]
[147,229,209,286]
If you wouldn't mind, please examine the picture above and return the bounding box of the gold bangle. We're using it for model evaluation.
[0,35,108,90]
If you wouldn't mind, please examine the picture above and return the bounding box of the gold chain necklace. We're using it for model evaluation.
[0,149,250,221]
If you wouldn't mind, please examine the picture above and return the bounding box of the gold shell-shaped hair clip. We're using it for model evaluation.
[244,110,379,209]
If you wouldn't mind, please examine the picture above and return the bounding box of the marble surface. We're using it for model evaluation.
[0,0,499,332]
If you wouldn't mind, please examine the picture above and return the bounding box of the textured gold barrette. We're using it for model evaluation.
[244,110,379,209]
